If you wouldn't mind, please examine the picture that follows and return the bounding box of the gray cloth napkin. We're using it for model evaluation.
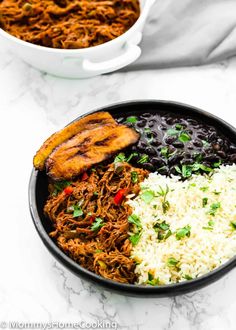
[128,0,236,70]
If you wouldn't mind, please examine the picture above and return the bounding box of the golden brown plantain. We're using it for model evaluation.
[46,124,140,180]
[33,112,116,170]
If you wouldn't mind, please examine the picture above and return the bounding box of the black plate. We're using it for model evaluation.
[28,100,236,297]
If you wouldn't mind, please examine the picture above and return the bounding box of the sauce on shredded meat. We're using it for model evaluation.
[0,0,140,49]
[44,162,148,283]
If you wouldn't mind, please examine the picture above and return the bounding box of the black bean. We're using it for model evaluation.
[193,140,203,147]
[172,141,184,148]
[137,119,146,127]
[142,162,155,172]
[137,140,148,151]
[159,125,167,131]
[169,153,183,165]
[229,145,236,153]
[166,117,175,124]
[187,119,198,126]
[146,146,156,156]
[165,136,177,144]
[131,145,138,152]
[197,134,206,140]
[152,157,165,167]
[151,139,161,147]
[170,166,177,175]
[141,113,151,118]
[208,132,217,142]
[229,154,236,162]
[205,155,220,162]
[150,131,158,138]
[217,150,226,158]
[148,119,156,127]
[157,166,168,175]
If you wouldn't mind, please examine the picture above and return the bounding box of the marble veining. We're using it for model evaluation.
[1,44,236,330]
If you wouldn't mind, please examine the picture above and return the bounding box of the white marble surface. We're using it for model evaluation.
[1,42,236,330]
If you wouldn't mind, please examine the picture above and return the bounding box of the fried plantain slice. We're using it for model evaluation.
[33,112,116,170]
[46,124,140,180]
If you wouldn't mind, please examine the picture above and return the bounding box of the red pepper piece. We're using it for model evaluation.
[82,172,89,181]
[114,188,127,205]
[63,186,73,196]
[89,216,95,224]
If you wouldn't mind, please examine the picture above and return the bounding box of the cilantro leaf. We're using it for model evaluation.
[129,232,141,246]
[128,214,142,229]
[141,190,155,204]
[208,202,221,216]
[176,225,191,240]
[125,116,138,124]
[131,171,139,183]
[73,205,83,218]
[167,257,179,267]
[91,217,105,231]
[178,132,191,143]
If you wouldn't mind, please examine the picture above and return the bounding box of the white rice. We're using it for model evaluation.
[127,165,236,285]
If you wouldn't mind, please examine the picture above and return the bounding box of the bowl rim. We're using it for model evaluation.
[0,0,148,54]
[28,99,236,296]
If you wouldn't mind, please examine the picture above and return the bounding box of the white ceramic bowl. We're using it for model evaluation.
[0,0,155,78]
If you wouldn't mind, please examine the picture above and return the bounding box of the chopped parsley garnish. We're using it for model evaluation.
[128,214,142,229]
[230,221,236,230]
[126,152,138,163]
[153,221,171,240]
[160,146,168,158]
[178,132,191,143]
[129,232,141,246]
[114,153,126,163]
[73,205,83,218]
[153,221,170,232]
[138,154,149,164]
[156,185,170,214]
[67,201,83,218]
[167,257,179,267]
[195,153,203,163]
[202,197,208,207]
[213,190,221,195]
[114,152,138,164]
[160,146,176,159]
[203,220,215,230]
[200,186,209,192]
[144,128,154,143]
[175,164,192,178]
[175,124,183,130]
[53,180,71,196]
[213,160,222,168]
[167,128,179,136]
[176,225,191,240]
[167,126,191,143]
[208,202,221,216]
[131,171,139,183]
[146,273,159,286]
[144,127,152,134]
[183,274,193,281]
[141,190,155,204]
[125,116,138,124]
[91,217,105,231]
[175,163,213,178]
